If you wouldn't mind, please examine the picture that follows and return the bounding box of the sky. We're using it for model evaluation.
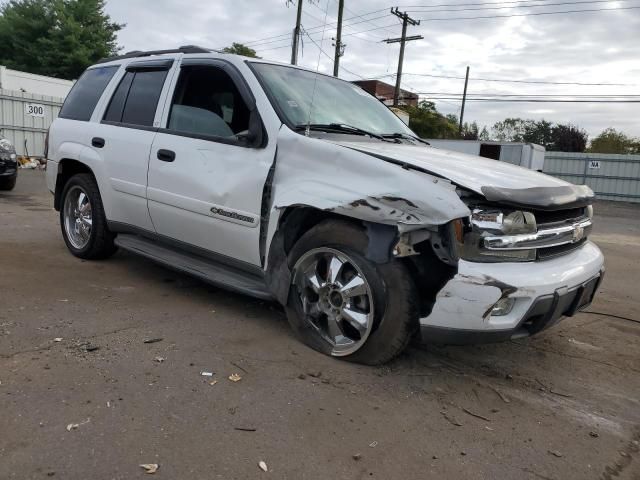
[103,0,640,138]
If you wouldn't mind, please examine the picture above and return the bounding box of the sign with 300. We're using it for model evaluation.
[25,103,46,118]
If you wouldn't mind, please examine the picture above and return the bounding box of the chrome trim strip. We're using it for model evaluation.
[484,219,592,250]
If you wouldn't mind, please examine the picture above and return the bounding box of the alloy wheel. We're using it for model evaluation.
[63,185,93,249]
[292,247,375,356]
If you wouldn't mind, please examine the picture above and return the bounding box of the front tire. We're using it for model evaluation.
[0,175,17,191]
[60,173,116,259]
[285,219,418,365]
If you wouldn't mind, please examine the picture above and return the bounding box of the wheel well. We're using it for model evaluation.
[278,206,360,255]
[54,159,94,211]
[265,206,455,316]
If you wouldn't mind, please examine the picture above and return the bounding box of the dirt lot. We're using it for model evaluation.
[1,170,639,480]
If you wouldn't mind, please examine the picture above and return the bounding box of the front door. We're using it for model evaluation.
[146,61,276,266]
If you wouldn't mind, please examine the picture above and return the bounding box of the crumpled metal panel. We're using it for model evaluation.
[268,127,470,238]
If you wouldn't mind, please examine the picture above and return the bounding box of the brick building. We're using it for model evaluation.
[351,79,419,107]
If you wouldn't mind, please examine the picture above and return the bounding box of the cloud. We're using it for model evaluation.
[104,0,640,137]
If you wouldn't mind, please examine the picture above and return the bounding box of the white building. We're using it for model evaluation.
[0,66,74,98]
[0,66,74,157]
[426,140,546,171]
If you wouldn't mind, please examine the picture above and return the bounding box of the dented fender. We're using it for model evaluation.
[265,127,470,251]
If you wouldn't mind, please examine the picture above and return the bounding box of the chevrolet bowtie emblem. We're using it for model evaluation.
[572,225,585,242]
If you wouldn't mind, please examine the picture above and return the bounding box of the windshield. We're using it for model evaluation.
[251,63,416,136]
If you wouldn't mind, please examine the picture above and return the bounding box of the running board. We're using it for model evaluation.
[114,234,273,300]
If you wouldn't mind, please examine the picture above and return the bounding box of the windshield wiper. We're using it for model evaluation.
[381,132,430,145]
[294,123,390,142]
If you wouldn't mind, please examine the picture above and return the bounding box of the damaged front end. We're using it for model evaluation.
[417,194,604,344]
[265,128,604,344]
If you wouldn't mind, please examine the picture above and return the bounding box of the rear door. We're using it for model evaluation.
[91,59,175,232]
[146,59,276,266]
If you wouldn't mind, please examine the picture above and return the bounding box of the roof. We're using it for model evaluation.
[93,46,365,86]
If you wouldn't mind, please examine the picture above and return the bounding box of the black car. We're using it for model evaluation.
[0,135,18,191]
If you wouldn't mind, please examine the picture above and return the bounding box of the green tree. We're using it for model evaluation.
[489,118,587,152]
[490,118,529,142]
[478,126,490,141]
[461,121,479,140]
[438,114,479,140]
[0,0,122,80]
[522,119,554,147]
[551,124,588,152]
[588,128,640,154]
[401,101,459,139]
[222,42,260,58]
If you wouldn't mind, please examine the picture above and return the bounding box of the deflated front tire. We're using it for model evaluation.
[285,219,419,365]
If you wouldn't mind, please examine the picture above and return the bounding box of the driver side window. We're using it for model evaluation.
[167,65,250,139]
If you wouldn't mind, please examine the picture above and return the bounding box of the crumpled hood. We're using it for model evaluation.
[334,140,567,193]
[333,140,594,210]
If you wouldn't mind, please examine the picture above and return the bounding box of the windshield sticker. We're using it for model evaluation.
[287,100,299,108]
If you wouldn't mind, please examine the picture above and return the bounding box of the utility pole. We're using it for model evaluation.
[459,66,470,135]
[291,0,304,65]
[384,8,423,107]
[332,0,345,77]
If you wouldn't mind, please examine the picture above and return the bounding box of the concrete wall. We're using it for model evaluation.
[0,66,74,99]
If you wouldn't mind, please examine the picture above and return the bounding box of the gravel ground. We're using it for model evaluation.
[1,170,639,480]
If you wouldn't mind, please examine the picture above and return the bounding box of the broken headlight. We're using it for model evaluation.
[0,138,15,153]
[446,208,537,262]
[0,137,17,163]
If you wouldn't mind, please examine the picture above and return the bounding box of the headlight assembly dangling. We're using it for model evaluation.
[450,209,538,263]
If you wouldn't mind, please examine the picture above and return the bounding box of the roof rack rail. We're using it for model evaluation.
[96,45,212,64]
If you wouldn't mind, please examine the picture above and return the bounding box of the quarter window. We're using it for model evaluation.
[167,66,250,138]
[103,71,134,123]
[59,66,118,121]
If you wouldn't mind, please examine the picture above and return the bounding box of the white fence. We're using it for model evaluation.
[544,151,640,204]
[0,88,64,157]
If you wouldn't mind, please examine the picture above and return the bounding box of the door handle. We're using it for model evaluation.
[92,137,105,148]
[157,149,176,162]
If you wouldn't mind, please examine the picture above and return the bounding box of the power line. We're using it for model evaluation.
[414,5,640,21]
[246,13,392,49]
[414,92,640,97]
[399,0,633,9]
[227,1,637,54]
[302,27,366,79]
[247,0,633,48]
[296,4,638,34]
[252,20,409,53]
[238,8,390,48]
[378,72,637,86]
[255,0,640,51]
[340,0,397,36]
[405,0,634,14]
[415,97,640,102]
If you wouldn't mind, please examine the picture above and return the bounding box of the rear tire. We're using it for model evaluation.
[285,219,418,365]
[0,175,17,191]
[60,173,116,259]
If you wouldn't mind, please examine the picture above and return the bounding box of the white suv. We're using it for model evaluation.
[46,46,604,364]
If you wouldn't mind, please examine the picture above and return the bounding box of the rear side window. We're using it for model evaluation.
[103,69,168,127]
[59,66,118,121]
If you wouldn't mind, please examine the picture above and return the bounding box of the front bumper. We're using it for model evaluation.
[0,160,17,177]
[420,241,604,344]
